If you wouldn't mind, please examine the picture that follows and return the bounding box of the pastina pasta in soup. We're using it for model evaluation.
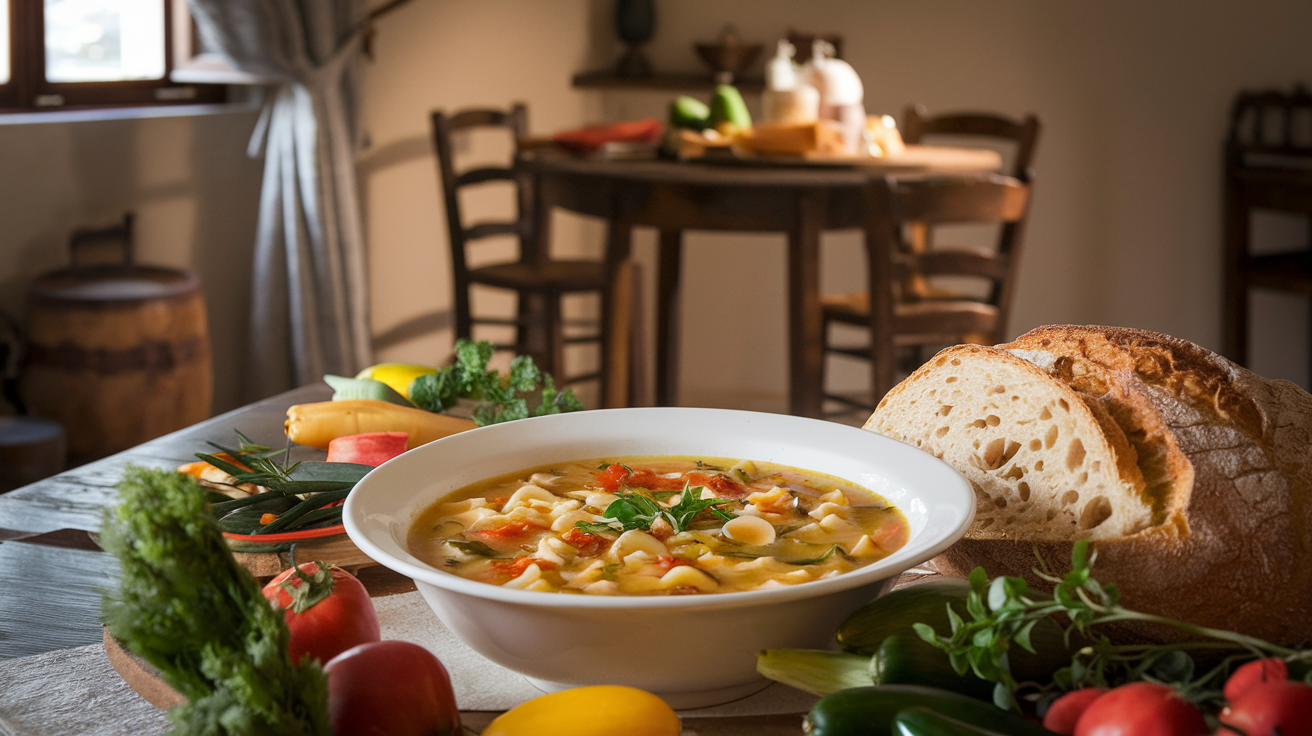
[407,456,909,595]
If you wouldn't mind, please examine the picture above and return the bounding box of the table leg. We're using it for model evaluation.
[601,202,636,409]
[788,190,827,418]
[656,229,683,407]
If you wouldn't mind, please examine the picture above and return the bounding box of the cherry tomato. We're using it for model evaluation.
[325,640,462,736]
[1218,680,1312,736]
[1223,658,1289,702]
[261,561,380,665]
[1044,688,1106,735]
[1073,682,1209,736]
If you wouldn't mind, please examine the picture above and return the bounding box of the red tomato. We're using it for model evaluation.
[1223,658,1289,702]
[262,561,380,665]
[325,640,461,736]
[1218,680,1312,736]
[472,519,544,541]
[561,527,609,556]
[489,556,557,580]
[325,431,408,466]
[1073,682,1209,736]
[1044,688,1106,735]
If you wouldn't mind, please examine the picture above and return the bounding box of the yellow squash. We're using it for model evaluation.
[354,362,437,400]
[480,686,680,736]
[284,399,475,450]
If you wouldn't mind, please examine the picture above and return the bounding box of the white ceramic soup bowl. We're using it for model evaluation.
[344,407,973,709]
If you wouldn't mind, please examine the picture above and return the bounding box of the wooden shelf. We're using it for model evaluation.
[572,71,764,93]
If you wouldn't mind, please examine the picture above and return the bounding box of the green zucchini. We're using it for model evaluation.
[757,649,873,696]
[891,707,1011,736]
[804,685,1056,736]
[873,635,993,700]
[837,578,1074,683]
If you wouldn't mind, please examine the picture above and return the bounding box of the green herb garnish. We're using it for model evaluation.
[408,338,585,425]
[575,484,734,535]
[783,544,853,566]
[442,539,500,557]
[914,540,1312,712]
[101,466,329,735]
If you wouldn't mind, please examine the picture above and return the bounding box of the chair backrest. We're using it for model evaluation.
[1225,85,1312,165]
[430,103,536,278]
[863,174,1033,341]
[901,104,1041,180]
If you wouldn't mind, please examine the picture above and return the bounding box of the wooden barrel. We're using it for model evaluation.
[22,220,212,465]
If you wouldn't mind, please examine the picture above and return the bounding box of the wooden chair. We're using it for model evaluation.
[1222,86,1312,384]
[430,104,605,384]
[902,105,1041,179]
[820,174,1033,413]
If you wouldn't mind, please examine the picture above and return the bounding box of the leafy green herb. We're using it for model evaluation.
[408,338,585,426]
[101,466,328,735]
[442,539,500,557]
[783,544,853,566]
[914,540,1312,712]
[575,484,735,535]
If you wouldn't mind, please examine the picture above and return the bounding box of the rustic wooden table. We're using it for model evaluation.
[521,146,1003,417]
[0,385,945,734]
[0,383,331,660]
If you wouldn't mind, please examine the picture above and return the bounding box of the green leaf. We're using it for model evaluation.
[988,575,1010,612]
[969,566,989,593]
[912,622,938,644]
[443,539,499,557]
[1014,619,1038,655]
[993,682,1018,711]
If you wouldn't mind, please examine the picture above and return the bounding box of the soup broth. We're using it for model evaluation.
[407,456,909,596]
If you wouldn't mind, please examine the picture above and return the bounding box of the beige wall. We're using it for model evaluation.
[0,111,263,414]
[362,0,1312,409]
[2,0,1309,424]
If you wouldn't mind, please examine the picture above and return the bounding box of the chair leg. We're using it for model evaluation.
[518,291,551,371]
[545,292,566,382]
[655,229,683,407]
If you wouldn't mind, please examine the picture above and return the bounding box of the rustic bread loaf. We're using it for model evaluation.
[865,326,1312,646]
[864,344,1154,540]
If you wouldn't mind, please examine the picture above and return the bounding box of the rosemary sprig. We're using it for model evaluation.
[914,540,1311,712]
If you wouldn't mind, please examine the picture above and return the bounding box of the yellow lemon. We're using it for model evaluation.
[355,362,436,399]
[481,685,680,736]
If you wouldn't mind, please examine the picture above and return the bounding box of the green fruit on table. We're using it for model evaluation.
[709,84,751,130]
[836,577,1075,685]
[669,95,711,130]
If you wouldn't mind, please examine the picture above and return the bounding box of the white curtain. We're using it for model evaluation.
[189,0,373,398]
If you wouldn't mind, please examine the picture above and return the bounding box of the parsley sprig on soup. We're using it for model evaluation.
[407,457,909,595]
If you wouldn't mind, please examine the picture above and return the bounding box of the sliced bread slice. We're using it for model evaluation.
[865,343,1153,541]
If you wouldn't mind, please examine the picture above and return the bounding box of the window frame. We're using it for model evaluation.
[2,0,224,113]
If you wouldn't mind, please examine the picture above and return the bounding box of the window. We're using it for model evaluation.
[0,0,224,112]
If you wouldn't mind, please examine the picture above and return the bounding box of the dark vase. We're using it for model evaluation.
[615,0,654,77]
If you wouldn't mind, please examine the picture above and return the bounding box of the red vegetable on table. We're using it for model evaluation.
[261,561,381,665]
[1043,688,1106,735]
[1218,680,1312,736]
[1223,657,1289,701]
[325,640,462,736]
[1073,682,1209,736]
[325,431,409,467]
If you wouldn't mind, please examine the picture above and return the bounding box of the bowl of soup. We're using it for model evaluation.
[343,407,973,708]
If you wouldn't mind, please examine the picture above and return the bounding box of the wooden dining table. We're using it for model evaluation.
[520,145,1003,417]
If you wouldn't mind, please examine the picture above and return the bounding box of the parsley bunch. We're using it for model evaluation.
[101,466,329,735]
[576,484,735,535]
[409,339,585,425]
[914,541,1309,712]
